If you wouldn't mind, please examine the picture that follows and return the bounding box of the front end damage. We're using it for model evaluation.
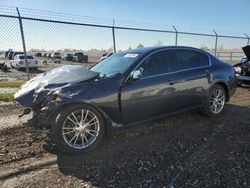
[233,45,250,84]
[15,65,99,132]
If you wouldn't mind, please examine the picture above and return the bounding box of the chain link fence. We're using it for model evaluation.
[0,5,249,81]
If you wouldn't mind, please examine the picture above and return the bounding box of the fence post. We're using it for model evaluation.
[16,7,30,80]
[244,33,249,45]
[230,52,233,61]
[172,25,178,46]
[213,30,218,57]
[112,20,116,53]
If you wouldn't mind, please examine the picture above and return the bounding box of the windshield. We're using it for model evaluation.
[90,52,141,77]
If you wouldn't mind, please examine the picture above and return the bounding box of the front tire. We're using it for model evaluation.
[201,84,226,117]
[51,104,106,154]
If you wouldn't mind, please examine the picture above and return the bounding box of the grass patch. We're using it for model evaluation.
[0,81,25,88]
[0,92,15,101]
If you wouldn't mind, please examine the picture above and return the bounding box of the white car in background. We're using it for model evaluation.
[51,52,62,59]
[11,54,38,70]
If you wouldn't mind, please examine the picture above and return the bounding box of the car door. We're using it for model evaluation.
[120,49,211,124]
[172,49,211,108]
[120,50,181,124]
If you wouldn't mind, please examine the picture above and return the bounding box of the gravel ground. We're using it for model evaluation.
[0,86,250,188]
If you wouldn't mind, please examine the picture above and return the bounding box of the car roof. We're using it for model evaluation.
[122,46,207,54]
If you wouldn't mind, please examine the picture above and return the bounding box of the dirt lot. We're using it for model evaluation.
[0,86,250,188]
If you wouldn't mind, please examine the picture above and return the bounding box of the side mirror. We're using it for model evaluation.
[131,68,143,80]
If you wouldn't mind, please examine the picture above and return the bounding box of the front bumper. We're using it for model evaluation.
[27,102,63,130]
[236,75,250,82]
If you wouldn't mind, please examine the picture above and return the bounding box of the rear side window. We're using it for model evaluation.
[140,50,177,77]
[176,49,209,70]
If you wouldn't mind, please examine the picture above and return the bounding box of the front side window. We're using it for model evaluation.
[140,50,177,77]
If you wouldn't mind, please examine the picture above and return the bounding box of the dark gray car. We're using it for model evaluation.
[15,46,237,154]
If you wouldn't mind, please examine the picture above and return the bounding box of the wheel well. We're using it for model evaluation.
[215,82,229,101]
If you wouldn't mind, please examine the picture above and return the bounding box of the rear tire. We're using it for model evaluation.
[201,84,226,117]
[51,104,106,154]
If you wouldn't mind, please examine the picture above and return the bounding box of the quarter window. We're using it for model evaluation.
[140,50,177,77]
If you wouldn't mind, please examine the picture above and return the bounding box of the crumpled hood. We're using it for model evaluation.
[15,65,99,107]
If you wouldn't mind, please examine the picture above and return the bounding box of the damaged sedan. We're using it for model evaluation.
[15,46,237,154]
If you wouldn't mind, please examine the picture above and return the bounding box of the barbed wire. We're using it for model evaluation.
[0,4,249,37]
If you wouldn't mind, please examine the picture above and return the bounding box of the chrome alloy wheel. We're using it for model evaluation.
[62,109,100,149]
[210,88,225,114]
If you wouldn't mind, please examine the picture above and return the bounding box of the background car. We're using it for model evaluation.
[99,52,113,61]
[52,52,62,59]
[35,52,42,57]
[43,53,47,58]
[12,52,24,60]
[233,45,250,85]
[15,46,237,154]
[47,53,52,58]
[7,51,14,60]
[11,54,38,70]
[62,53,73,61]
[0,62,8,72]
[73,52,88,63]
[5,50,12,58]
